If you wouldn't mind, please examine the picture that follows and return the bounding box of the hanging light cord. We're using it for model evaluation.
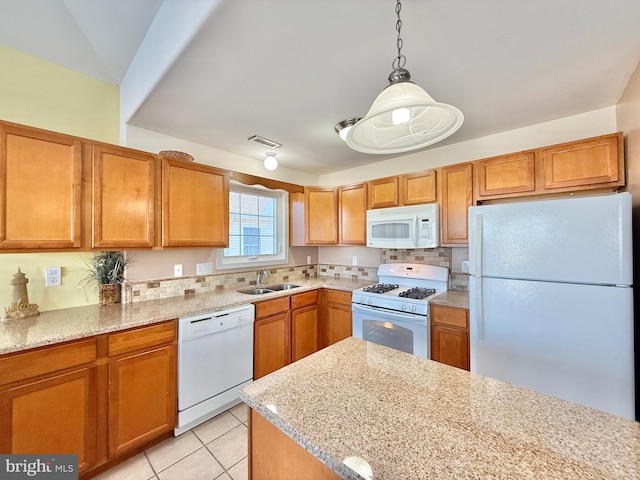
[393,0,406,71]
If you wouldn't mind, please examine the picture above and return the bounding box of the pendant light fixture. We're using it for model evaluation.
[263,152,278,171]
[344,0,463,154]
[335,118,362,141]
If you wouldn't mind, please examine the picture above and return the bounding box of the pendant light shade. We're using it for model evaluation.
[340,0,463,155]
[345,80,463,154]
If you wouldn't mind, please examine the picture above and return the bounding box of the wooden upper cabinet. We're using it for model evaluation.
[368,176,400,208]
[304,187,338,245]
[440,163,473,245]
[91,144,156,248]
[0,123,82,249]
[541,133,624,190]
[162,158,229,247]
[402,170,437,205]
[289,191,305,247]
[339,183,367,245]
[476,151,535,198]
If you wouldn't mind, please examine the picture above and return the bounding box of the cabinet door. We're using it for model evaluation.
[254,312,291,379]
[430,305,469,371]
[542,133,623,190]
[476,152,535,198]
[292,304,319,362]
[0,123,82,248]
[162,158,229,247]
[304,187,338,245]
[339,183,367,245]
[431,324,469,371]
[108,345,177,457]
[325,302,352,347]
[402,170,437,205]
[440,163,473,245]
[368,176,400,208]
[92,144,156,248]
[289,191,306,246]
[0,367,97,474]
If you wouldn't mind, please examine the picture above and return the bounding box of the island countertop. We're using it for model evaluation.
[240,337,640,480]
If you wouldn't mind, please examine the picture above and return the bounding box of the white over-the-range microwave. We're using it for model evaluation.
[366,204,439,249]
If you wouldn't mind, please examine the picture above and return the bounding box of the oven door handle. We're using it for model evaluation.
[351,303,428,322]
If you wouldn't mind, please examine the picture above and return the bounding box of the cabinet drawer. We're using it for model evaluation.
[430,305,468,329]
[0,338,97,386]
[325,289,352,305]
[108,320,176,357]
[291,290,318,309]
[255,296,290,318]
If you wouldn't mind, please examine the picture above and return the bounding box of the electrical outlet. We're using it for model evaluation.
[306,255,312,264]
[174,264,183,277]
[461,261,470,273]
[196,262,213,275]
[45,267,61,287]
[352,256,358,266]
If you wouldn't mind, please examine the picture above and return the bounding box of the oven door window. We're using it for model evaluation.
[362,320,414,355]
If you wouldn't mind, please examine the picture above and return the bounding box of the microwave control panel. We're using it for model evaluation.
[419,218,433,241]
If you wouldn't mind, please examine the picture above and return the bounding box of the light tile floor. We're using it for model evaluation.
[94,403,248,480]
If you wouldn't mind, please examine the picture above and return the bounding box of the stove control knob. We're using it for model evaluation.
[411,305,417,312]
[401,303,407,310]
[368,298,373,305]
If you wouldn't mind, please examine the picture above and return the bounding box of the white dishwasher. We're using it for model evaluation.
[175,304,255,435]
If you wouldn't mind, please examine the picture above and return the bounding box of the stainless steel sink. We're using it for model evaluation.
[237,283,302,295]
[237,287,274,295]
[267,283,302,291]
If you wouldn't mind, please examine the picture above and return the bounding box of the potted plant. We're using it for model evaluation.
[80,251,128,306]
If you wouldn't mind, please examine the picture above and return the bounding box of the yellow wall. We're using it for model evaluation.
[0,46,120,311]
[0,45,119,141]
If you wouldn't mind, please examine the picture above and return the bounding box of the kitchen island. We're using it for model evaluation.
[240,337,640,479]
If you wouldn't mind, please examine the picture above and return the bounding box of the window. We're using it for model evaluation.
[216,183,288,269]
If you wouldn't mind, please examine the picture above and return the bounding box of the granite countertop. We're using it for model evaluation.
[241,337,640,480]
[0,277,373,355]
[430,290,469,309]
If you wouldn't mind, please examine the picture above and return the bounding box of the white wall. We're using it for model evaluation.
[125,125,317,186]
[318,107,618,186]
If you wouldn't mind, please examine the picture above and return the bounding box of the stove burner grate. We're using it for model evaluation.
[398,287,436,300]
[362,283,399,294]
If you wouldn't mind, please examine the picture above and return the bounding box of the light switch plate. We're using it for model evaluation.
[196,262,213,275]
[352,256,358,266]
[174,264,183,277]
[461,261,470,273]
[306,255,312,264]
[45,267,61,287]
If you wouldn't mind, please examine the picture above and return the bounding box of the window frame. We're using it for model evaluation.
[215,182,289,270]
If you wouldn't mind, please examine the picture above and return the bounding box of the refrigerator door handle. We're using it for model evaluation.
[474,213,484,339]
[475,278,484,340]
[474,213,483,276]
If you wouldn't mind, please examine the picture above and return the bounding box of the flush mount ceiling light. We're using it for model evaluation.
[344,0,463,155]
[263,152,278,171]
[335,118,362,141]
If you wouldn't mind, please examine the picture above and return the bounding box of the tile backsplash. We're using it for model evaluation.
[124,247,469,303]
[124,265,317,303]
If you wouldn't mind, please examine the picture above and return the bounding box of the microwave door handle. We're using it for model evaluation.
[413,215,419,247]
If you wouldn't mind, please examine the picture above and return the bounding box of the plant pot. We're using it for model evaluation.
[99,283,121,306]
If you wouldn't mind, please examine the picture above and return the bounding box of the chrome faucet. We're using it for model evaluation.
[257,270,268,285]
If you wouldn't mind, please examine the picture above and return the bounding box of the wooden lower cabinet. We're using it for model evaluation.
[291,290,320,362]
[0,320,177,478]
[323,289,352,347]
[250,409,340,480]
[0,367,98,473]
[430,304,470,371]
[254,291,322,379]
[108,344,176,457]
[254,310,291,380]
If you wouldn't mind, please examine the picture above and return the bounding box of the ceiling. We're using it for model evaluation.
[2,0,640,175]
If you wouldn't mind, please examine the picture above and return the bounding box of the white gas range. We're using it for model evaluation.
[352,263,448,358]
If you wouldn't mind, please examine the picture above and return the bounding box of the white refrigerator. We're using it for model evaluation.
[468,193,635,420]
